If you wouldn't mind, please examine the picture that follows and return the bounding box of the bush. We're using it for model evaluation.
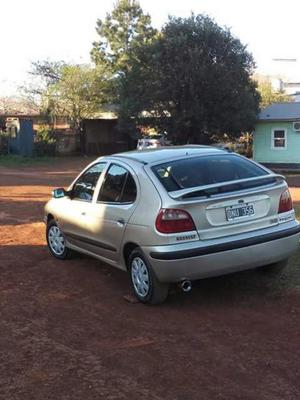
[34,125,57,156]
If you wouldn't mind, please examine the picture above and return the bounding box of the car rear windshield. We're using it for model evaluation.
[152,155,270,195]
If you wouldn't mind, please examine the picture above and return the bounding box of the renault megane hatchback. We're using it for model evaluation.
[44,146,300,304]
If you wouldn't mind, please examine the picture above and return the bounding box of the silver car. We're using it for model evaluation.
[44,146,300,304]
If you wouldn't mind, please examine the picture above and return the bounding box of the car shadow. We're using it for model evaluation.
[1,242,299,309]
[61,249,300,308]
[166,253,300,307]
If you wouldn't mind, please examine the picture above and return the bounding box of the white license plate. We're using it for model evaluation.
[226,203,255,221]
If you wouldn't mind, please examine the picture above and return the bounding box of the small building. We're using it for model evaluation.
[83,118,134,155]
[253,102,300,168]
[7,119,34,156]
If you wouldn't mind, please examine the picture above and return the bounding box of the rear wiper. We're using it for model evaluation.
[182,189,213,199]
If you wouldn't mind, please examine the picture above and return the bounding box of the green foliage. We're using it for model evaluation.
[91,0,156,76]
[46,64,111,129]
[28,61,111,131]
[25,9,261,147]
[35,125,55,144]
[119,14,260,143]
[34,125,57,156]
[30,60,66,86]
[257,81,290,109]
[22,60,66,111]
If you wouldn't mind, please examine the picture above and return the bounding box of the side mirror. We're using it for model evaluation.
[52,188,67,199]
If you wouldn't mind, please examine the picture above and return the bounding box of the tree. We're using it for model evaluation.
[257,81,290,109]
[119,14,260,143]
[91,0,156,76]
[30,60,65,85]
[25,61,111,131]
[46,64,110,131]
[24,60,113,154]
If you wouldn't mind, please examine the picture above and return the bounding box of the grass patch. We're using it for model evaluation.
[0,155,58,167]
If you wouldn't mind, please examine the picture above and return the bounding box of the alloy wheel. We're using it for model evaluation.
[48,225,65,256]
[131,256,150,297]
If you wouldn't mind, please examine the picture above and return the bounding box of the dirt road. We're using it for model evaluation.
[1,158,300,400]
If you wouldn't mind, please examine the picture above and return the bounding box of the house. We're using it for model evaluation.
[0,100,135,156]
[253,102,300,168]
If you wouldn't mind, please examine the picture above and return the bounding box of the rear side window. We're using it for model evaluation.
[122,173,137,202]
[98,164,137,203]
[72,163,106,201]
[152,155,268,192]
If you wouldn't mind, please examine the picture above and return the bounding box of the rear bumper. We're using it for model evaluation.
[142,223,300,283]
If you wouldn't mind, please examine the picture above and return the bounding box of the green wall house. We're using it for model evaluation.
[253,102,300,168]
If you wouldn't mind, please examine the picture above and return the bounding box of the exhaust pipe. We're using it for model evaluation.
[180,280,192,293]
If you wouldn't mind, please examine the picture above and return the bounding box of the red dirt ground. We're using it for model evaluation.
[1,158,300,400]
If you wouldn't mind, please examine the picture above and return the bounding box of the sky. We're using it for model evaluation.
[2,0,300,96]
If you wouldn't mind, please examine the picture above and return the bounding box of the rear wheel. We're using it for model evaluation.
[128,249,169,305]
[46,220,72,260]
[257,259,288,274]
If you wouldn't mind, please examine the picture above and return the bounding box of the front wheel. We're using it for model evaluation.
[128,249,169,305]
[46,220,72,260]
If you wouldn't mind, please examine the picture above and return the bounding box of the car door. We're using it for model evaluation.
[80,162,138,264]
[58,162,107,249]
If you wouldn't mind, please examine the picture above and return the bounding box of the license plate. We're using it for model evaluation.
[225,203,255,221]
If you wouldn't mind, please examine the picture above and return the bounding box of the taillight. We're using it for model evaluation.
[278,189,293,213]
[155,208,196,233]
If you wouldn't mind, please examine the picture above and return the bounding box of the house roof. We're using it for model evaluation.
[259,102,300,121]
[0,97,40,117]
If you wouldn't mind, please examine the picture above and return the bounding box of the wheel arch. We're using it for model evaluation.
[123,242,139,270]
[47,213,55,224]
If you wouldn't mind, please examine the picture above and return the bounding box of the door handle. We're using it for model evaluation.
[117,219,125,226]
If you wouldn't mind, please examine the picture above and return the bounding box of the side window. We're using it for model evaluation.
[98,164,137,203]
[122,173,137,203]
[72,163,106,201]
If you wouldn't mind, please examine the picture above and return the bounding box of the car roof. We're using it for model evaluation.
[106,145,227,165]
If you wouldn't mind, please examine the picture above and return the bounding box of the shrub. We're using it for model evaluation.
[34,125,57,156]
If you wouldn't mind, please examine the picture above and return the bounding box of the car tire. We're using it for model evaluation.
[257,259,288,274]
[128,249,169,305]
[46,220,72,260]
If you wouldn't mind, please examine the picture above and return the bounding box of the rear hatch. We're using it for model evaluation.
[151,153,289,240]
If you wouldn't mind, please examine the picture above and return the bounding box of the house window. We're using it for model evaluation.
[272,128,287,149]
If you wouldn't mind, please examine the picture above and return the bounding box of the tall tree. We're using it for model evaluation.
[30,60,65,85]
[119,14,260,143]
[91,0,156,76]
[22,60,66,114]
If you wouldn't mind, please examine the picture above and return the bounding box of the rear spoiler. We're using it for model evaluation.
[169,174,285,200]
